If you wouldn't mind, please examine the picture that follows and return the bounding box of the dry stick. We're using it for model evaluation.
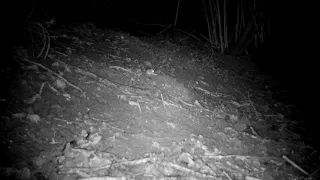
[240,0,245,29]
[234,89,261,136]
[203,0,212,43]
[249,5,261,44]
[207,0,217,49]
[24,1,36,22]
[39,82,45,95]
[209,0,217,44]
[223,0,228,49]
[156,24,172,36]
[35,23,47,58]
[30,30,35,59]
[51,49,69,57]
[25,82,46,104]
[161,93,169,116]
[235,0,240,41]
[208,0,214,43]
[108,66,135,74]
[216,0,224,53]
[203,0,219,49]
[309,167,320,178]
[282,155,310,176]
[175,28,201,41]
[202,1,212,47]
[90,117,124,132]
[129,21,170,28]
[200,34,211,43]
[223,171,232,180]
[44,30,51,60]
[19,58,84,93]
[228,25,237,45]
[247,91,261,118]
[234,88,260,118]
[174,0,181,27]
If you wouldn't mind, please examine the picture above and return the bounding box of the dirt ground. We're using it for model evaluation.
[2,23,319,180]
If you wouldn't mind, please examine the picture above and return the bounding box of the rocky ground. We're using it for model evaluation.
[1,23,319,180]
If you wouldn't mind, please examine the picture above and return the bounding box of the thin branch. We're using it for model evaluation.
[216,0,224,53]
[202,1,212,43]
[235,0,240,41]
[156,24,172,36]
[282,155,310,176]
[24,0,37,22]
[174,0,181,27]
[174,28,201,41]
[223,0,227,49]
[249,5,261,43]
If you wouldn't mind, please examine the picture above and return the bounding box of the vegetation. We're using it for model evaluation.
[202,0,270,55]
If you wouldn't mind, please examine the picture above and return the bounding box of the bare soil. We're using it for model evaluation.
[2,23,319,180]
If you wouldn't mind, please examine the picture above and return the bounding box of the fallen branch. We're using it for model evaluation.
[51,49,69,57]
[109,66,135,74]
[282,155,309,176]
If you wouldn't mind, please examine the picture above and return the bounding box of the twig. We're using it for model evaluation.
[200,34,212,43]
[234,88,260,117]
[34,22,49,58]
[78,177,126,180]
[91,117,124,132]
[24,0,36,22]
[204,154,283,165]
[24,82,46,104]
[108,54,121,59]
[44,30,51,60]
[309,167,320,178]
[19,58,84,93]
[161,93,169,116]
[51,49,69,57]
[109,66,134,74]
[223,171,232,180]
[39,82,45,95]
[104,122,125,132]
[128,21,169,28]
[282,155,309,176]
[174,0,181,27]
[175,28,201,41]
[156,24,172,36]
[247,91,261,117]
[249,126,259,137]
